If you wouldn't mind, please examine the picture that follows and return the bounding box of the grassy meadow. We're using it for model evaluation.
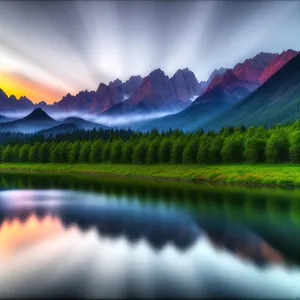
[0,163,300,187]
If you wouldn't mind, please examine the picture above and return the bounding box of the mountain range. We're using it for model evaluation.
[133,50,299,132]
[202,52,300,131]
[0,49,299,133]
[0,108,108,134]
[1,50,297,116]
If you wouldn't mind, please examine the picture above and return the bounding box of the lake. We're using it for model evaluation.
[0,172,300,299]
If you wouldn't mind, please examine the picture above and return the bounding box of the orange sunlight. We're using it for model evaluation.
[0,72,67,104]
[0,214,70,258]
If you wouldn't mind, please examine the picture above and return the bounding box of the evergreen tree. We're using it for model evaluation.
[132,141,148,165]
[79,141,91,163]
[243,137,266,163]
[289,131,300,163]
[109,140,123,163]
[101,142,112,163]
[89,140,103,163]
[121,141,133,163]
[28,142,41,162]
[170,138,184,164]
[266,134,289,163]
[2,145,13,162]
[49,143,59,163]
[0,145,4,162]
[209,136,223,163]
[68,141,81,164]
[158,138,172,163]
[182,140,198,164]
[197,140,211,164]
[11,144,20,162]
[221,136,244,163]
[146,137,161,164]
[39,142,50,163]
[58,141,69,163]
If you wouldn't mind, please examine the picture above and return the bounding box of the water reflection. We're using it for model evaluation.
[0,174,299,298]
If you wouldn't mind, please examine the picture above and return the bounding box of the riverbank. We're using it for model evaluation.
[0,163,299,187]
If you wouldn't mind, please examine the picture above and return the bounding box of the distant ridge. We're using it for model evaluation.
[202,53,300,131]
[0,49,299,132]
[0,108,57,133]
[22,108,55,122]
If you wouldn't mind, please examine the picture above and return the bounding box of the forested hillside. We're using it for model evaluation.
[2,120,300,165]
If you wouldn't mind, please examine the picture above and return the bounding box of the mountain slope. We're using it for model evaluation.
[171,68,202,101]
[259,49,299,83]
[0,108,110,134]
[103,69,193,116]
[133,71,257,132]
[232,52,276,83]
[0,108,57,133]
[38,123,78,137]
[0,90,34,113]
[202,53,300,131]
[0,115,11,124]
[62,117,109,130]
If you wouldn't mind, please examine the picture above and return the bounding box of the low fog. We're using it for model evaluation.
[0,110,176,128]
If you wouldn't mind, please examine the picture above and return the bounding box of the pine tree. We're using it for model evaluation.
[68,141,81,164]
[89,140,103,163]
[109,140,123,163]
[146,137,161,164]
[28,142,41,162]
[39,142,50,163]
[158,138,172,163]
[132,141,148,165]
[121,141,133,163]
[2,145,13,162]
[79,141,91,163]
[182,140,198,164]
[101,142,112,163]
[170,138,184,164]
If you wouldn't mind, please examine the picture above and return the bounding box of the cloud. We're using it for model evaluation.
[0,0,299,104]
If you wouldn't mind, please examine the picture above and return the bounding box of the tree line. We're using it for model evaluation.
[2,120,300,164]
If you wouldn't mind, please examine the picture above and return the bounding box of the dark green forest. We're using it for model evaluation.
[2,120,300,164]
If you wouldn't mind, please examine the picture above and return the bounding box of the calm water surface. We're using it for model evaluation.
[0,172,300,299]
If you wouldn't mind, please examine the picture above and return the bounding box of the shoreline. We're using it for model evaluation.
[0,163,298,189]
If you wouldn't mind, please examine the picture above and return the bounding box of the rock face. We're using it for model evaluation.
[103,69,196,116]
[232,52,277,83]
[89,82,123,114]
[51,77,143,115]
[122,76,143,98]
[208,68,227,82]
[130,69,177,106]
[53,91,93,113]
[171,68,202,101]
[200,51,292,108]
[203,53,300,131]
[0,90,34,112]
[259,49,299,83]
[205,69,259,97]
[0,49,298,117]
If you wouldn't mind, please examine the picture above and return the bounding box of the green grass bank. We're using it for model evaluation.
[0,163,300,187]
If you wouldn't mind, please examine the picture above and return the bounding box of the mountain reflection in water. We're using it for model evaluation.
[0,174,299,298]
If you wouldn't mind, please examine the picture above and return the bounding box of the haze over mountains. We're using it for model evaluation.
[134,50,299,132]
[0,49,299,133]
[0,108,108,134]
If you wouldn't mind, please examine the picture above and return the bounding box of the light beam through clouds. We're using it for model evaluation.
[0,0,299,104]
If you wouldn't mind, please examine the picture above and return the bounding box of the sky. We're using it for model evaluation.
[0,0,299,104]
